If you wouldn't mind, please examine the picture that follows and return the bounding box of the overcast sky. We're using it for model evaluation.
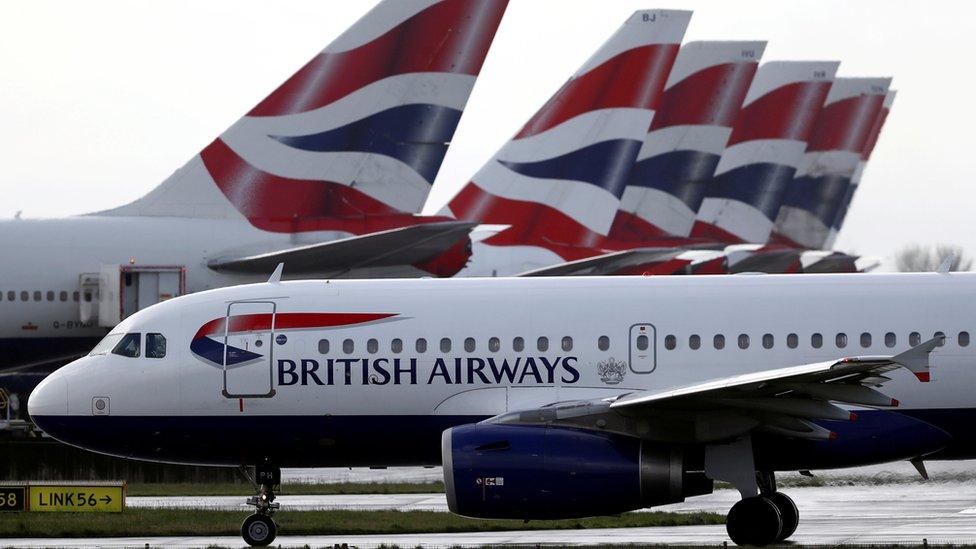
[1,1,973,264]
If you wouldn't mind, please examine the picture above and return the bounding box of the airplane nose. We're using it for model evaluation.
[28,370,68,420]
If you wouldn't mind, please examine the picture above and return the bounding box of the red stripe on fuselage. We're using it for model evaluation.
[514,44,679,139]
[248,0,507,117]
[727,81,833,145]
[194,312,398,341]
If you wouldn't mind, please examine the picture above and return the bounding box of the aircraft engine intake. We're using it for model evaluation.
[442,423,712,520]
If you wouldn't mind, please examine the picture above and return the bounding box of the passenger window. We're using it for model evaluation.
[598,335,610,351]
[20,291,28,301]
[537,337,549,352]
[146,333,166,358]
[367,339,379,354]
[762,334,774,349]
[689,334,701,350]
[513,337,524,352]
[343,339,354,354]
[33,291,41,302]
[46,291,54,301]
[318,339,329,354]
[714,334,725,350]
[6,291,13,301]
[664,335,676,350]
[738,334,750,349]
[488,337,500,352]
[440,338,451,353]
[885,332,896,348]
[391,338,403,354]
[811,333,823,349]
[860,332,872,348]
[910,332,921,346]
[416,338,427,353]
[934,331,946,346]
[111,333,141,358]
[561,336,573,352]
[59,291,68,302]
[636,335,649,351]
[836,333,848,348]
[787,333,798,349]
[84,291,92,303]
[73,291,80,302]
[960,332,971,347]
[464,337,476,353]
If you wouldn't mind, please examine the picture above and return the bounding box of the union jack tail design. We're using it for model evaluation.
[771,78,891,249]
[444,10,692,263]
[691,61,839,244]
[610,41,765,240]
[824,90,897,248]
[104,0,508,234]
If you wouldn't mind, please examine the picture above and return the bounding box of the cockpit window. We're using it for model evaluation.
[146,333,167,359]
[90,333,124,356]
[111,333,141,358]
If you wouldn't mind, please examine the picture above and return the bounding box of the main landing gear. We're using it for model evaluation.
[703,436,799,546]
[725,472,799,546]
[240,460,281,546]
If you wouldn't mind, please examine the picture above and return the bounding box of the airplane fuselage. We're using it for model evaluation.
[0,215,435,370]
[28,273,976,470]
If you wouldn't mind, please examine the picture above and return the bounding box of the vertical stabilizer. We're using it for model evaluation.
[102,0,508,233]
[824,90,897,248]
[691,61,838,243]
[772,78,891,249]
[445,10,691,259]
[610,41,765,240]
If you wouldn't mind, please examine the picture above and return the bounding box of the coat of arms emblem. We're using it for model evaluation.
[597,358,627,385]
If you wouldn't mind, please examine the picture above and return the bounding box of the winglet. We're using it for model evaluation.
[268,263,284,284]
[893,336,943,382]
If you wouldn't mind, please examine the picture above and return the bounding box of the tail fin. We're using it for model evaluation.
[610,41,766,240]
[445,10,691,254]
[772,78,891,249]
[691,61,839,243]
[824,90,897,248]
[102,0,508,232]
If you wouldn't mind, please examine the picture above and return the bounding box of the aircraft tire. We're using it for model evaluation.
[770,492,799,541]
[726,496,783,546]
[241,513,277,547]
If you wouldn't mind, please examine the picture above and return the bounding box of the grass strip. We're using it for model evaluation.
[126,481,445,497]
[0,508,724,538]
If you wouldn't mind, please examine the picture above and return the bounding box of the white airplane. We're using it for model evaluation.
[0,0,508,371]
[29,268,972,546]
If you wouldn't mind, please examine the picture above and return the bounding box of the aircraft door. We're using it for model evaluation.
[629,323,657,373]
[222,301,277,398]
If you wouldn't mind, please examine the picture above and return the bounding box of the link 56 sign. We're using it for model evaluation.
[29,485,125,513]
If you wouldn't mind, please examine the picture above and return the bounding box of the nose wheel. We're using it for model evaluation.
[242,513,277,547]
[240,461,281,547]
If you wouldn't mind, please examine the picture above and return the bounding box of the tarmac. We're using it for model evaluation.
[5,482,976,548]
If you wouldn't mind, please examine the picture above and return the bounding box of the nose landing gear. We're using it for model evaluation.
[241,461,280,547]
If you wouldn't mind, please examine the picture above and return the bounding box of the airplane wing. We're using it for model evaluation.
[518,244,725,277]
[518,249,682,277]
[486,337,943,443]
[208,221,475,276]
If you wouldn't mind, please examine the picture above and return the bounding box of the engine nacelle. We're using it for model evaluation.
[442,423,712,520]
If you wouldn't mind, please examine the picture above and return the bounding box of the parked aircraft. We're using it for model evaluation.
[444,9,693,276]
[29,269,967,546]
[0,0,508,371]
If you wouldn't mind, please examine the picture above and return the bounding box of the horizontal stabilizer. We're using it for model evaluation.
[208,221,475,275]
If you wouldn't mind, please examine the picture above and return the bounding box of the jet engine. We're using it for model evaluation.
[442,423,712,520]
